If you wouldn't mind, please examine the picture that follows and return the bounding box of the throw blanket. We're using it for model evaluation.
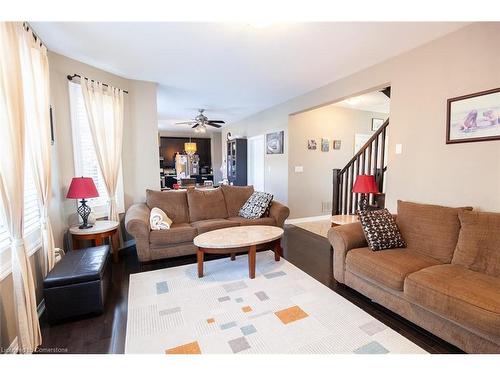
[150,207,173,230]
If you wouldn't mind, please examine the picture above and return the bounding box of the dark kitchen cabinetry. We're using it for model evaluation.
[159,137,212,169]
[227,138,247,186]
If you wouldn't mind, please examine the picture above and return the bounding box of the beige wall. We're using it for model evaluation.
[225,23,500,214]
[288,106,389,218]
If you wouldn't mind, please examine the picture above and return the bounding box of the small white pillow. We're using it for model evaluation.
[150,207,173,230]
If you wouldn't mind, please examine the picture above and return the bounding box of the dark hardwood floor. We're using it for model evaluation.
[38,225,463,354]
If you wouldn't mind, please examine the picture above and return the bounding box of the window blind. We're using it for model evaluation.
[0,155,41,253]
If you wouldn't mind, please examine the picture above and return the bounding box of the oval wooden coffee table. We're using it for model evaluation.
[194,225,284,279]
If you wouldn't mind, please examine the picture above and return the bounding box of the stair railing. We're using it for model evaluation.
[332,118,389,215]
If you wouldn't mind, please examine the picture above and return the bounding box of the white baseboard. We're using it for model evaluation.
[5,299,45,354]
[285,214,331,225]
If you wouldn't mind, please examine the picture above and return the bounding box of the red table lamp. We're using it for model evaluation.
[352,174,379,212]
[66,177,99,229]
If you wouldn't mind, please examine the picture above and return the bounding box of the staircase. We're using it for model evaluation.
[332,118,389,215]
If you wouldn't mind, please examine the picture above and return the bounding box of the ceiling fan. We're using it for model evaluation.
[175,109,225,133]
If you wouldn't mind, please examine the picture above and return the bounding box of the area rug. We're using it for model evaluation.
[125,251,426,354]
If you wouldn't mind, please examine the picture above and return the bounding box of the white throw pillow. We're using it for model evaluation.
[150,207,173,230]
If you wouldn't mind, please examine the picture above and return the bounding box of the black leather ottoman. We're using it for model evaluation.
[43,245,111,324]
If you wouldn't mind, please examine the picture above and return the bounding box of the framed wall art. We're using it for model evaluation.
[446,87,500,144]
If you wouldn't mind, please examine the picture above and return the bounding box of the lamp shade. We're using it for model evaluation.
[66,177,99,199]
[352,175,379,194]
[184,142,197,154]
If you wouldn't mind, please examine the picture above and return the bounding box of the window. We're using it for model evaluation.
[0,153,42,277]
[68,81,125,218]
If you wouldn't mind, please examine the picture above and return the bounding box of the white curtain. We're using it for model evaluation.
[20,26,56,275]
[80,79,124,222]
[0,22,42,353]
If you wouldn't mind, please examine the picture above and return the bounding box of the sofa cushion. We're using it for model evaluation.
[149,223,197,246]
[227,216,276,226]
[452,211,500,277]
[146,189,190,224]
[405,264,500,337]
[190,219,239,234]
[239,192,273,219]
[187,188,228,222]
[358,209,406,251]
[396,200,473,263]
[346,247,440,291]
[221,185,254,217]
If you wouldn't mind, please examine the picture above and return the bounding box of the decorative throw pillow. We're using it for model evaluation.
[358,209,406,251]
[239,192,273,219]
[150,207,173,230]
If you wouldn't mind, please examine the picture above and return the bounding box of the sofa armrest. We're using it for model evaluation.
[327,222,367,283]
[269,200,290,228]
[125,203,152,262]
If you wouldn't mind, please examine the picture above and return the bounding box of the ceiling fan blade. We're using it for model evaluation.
[191,124,199,129]
[207,120,225,124]
[207,123,222,128]
[175,121,197,125]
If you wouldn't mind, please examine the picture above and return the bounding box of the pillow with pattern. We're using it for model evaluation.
[358,209,407,251]
[239,192,273,219]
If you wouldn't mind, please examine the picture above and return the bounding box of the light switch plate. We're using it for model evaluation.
[294,166,304,173]
[395,144,403,154]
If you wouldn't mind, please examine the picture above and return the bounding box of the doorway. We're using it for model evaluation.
[247,135,265,191]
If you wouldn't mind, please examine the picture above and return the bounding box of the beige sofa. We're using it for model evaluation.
[125,185,290,262]
[328,200,500,354]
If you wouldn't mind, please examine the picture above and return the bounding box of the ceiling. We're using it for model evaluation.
[31,22,467,131]
[333,91,390,114]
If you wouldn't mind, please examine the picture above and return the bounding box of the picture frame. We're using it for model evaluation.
[446,87,500,144]
[371,118,384,131]
[266,130,284,154]
[333,140,341,150]
[321,138,330,152]
[307,139,317,150]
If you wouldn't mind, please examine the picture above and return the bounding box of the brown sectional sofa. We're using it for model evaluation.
[125,185,290,262]
[328,200,500,353]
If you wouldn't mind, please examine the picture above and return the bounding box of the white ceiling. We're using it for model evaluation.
[333,91,390,114]
[31,22,467,131]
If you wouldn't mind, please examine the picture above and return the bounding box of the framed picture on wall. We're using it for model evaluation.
[307,139,317,150]
[266,130,284,154]
[446,87,500,144]
[321,138,330,152]
[371,118,384,131]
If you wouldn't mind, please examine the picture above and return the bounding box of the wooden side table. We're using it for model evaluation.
[70,220,120,263]
[331,214,359,227]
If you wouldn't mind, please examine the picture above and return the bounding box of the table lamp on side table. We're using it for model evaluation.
[66,177,99,229]
[352,174,379,212]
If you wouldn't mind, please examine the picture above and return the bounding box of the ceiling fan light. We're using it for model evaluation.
[199,126,207,133]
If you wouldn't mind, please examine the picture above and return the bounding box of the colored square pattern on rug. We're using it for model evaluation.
[165,341,201,354]
[275,306,309,325]
[126,251,427,354]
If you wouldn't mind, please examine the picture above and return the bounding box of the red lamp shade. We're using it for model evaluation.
[66,177,99,199]
[352,175,379,194]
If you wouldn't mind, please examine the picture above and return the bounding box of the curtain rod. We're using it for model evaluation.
[24,22,45,48]
[67,74,129,94]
